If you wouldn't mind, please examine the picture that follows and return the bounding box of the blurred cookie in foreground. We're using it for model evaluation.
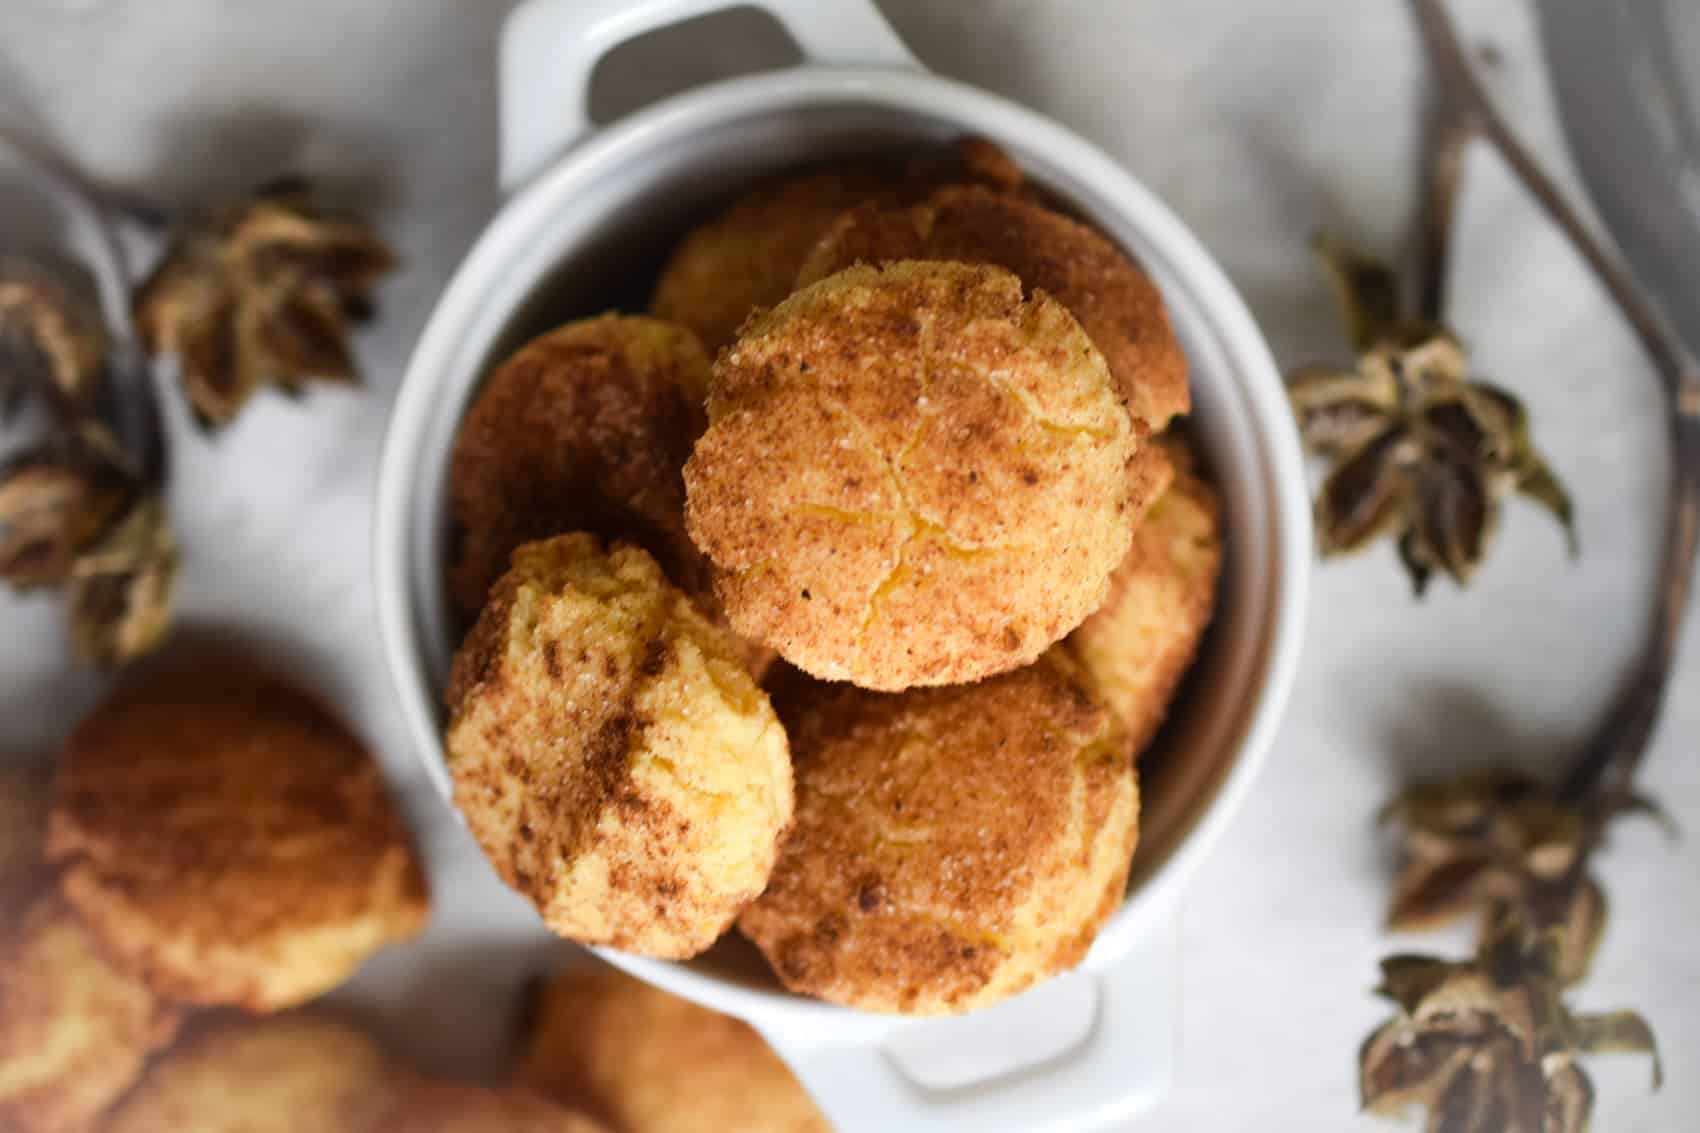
[741,652,1138,1015]
[686,261,1142,690]
[1,763,52,905]
[448,315,712,623]
[445,534,792,959]
[650,138,1025,353]
[516,963,828,1133]
[375,1080,609,1133]
[101,1013,403,1133]
[102,1012,610,1133]
[0,891,180,1133]
[1067,434,1222,757]
[798,184,1189,429]
[47,656,429,1012]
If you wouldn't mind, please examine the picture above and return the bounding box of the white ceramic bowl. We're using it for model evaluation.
[374,1,1309,1128]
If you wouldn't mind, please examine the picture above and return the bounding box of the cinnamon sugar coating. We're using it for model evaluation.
[445,535,792,959]
[1067,433,1222,757]
[516,963,828,1133]
[447,315,712,622]
[0,892,180,1133]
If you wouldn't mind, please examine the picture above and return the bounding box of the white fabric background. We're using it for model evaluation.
[0,1,1693,1128]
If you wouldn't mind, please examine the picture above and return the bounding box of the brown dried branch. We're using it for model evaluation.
[0,117,167,487]
[1408,0,1700,802]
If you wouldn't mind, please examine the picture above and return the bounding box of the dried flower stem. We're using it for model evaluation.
[1409,0,1700,802]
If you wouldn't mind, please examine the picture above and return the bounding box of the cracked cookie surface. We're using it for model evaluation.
[685,261,1143,690]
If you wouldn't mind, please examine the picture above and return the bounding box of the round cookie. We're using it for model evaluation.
[445,534,793,959]
[798,184,1190,428]
[650,139,1026,354]
[101,1014,404,1133]
[516,963,828,1133]
[1,763,52,906]
[740,651,1139,1015]
[46,657,430,1012]
[0,891,180,1133]
[448,315,711,623]
[376,1081,610,1133]
[1067,434,1222,757]
[685,261,1143,690]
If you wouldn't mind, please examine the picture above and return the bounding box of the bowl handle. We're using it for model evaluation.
[757,919,1180,1132]
[499,0,917,193]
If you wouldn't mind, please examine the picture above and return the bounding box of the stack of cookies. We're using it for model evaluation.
[444,139,1223,1016]
[0,660,620,1133]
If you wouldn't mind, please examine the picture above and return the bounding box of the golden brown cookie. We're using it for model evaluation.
[375,1080,610,1133]
[740,651,1139,1015]
[1,763,52,907]
[685,261,1142,690]
[100,1014,403,1133]
[47,657,430,1012]
[447,315,712,623]
[650,139,1026,354]
[0,891,180,1133]
[516,964,828,1133]
[445,535,792,959]
[1067,434,1222,757]
[798,184,1189,428]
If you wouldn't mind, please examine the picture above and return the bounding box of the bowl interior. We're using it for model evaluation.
[385,76,1301,1023]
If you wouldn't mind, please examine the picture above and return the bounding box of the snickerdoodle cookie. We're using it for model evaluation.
[740,651,1139,1015]
[447,315,712,623]
[685,261,1143,690]
[445,534,792,959]
[46,657,429,1012]
[650,139,1026,354]
[798,184,1189,428]
[0,891,180,1133]
[375,1081,610,1133]
[516,963,828,1133]
[1067,434,1222,757]
[0,763,51,906]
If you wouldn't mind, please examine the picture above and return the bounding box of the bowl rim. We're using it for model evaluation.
[373,63,1310,1037]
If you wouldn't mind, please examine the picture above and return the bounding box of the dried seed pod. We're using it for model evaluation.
[1289,239,1574,592]
[134,179,395,426]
